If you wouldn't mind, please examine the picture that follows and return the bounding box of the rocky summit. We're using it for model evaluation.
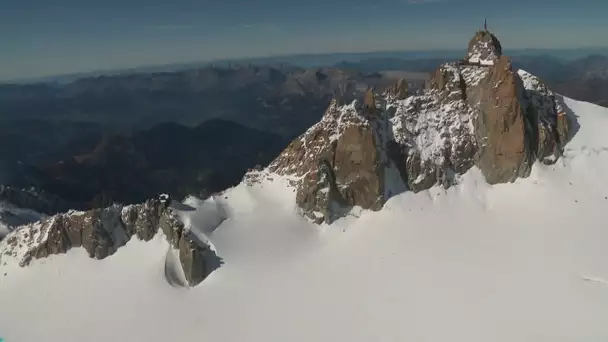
[0,196,219,287]
[267,30,571,223]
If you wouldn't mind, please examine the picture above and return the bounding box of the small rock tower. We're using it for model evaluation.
[363,88,377,113]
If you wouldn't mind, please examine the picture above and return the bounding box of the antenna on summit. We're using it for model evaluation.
[484,17,488,31]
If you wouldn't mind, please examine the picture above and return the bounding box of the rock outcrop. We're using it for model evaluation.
[269,100,385,223]
[387,78,409,100]
[263,30,571,223]
[466,29,502,65]
[0,196,218,286]
[472,56,533,183]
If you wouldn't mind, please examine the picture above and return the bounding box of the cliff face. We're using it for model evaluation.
[264,30,570,223]
[268,99,386,223]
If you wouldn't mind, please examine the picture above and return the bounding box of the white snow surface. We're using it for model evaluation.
[1,97,608,341]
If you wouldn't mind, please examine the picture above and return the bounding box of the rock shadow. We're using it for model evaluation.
[163,231,224,288]
[555,94,581,143]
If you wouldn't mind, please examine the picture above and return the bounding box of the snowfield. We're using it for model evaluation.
[1,96,608,341]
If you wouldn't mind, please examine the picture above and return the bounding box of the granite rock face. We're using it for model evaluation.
[269,100,385,223]
[471,56,533,183]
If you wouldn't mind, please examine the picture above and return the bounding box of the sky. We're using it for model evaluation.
[1,0,608,81]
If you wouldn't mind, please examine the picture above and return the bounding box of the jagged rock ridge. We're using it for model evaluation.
[0,196,219,286]
[266,30,571,223]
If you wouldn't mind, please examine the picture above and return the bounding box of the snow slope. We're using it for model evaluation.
[1,96,608,341]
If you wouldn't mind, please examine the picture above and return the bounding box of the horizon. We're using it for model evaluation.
[3,0,608,82]
[4,45,608,84]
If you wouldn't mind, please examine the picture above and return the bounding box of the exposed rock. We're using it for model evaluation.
[334,124,384,209]
[178,232,218,286]
[120,199,162,241]
[467,30,502,65]
[387,79,409,100]
[262,30,570,223]
[0,196,219,287]
[518,69,572,161]
[391,62,478,191]
[556,111,571,149]
[269,100,384,223]
[363,88,377,114]
[472,56,533,183]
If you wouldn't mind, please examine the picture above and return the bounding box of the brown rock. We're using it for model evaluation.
[159,207,185,249]
[178,233,208,287]
[80,206,128,259]
[121,200,162,241]
[295,159,345,223]
[556,111,570,149]
[270,98,385,223]
[363,88,376,114]
[388,79,409,100]
[466,30,502,64]
[5,196,217,286]
[334,124,384,210]
[473,56,533,183]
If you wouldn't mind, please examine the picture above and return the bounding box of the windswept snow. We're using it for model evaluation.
[1,96,608,341]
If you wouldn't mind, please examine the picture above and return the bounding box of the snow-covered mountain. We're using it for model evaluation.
[1,30,608,342]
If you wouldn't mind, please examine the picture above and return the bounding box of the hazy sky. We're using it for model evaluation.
[2,0,607,80]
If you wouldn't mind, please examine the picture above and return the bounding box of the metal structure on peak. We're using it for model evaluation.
[484,17,488,31]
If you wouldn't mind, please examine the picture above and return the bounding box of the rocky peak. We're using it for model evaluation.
[386,78,409,100]
[467,30,503,65]
[0,195,219,287]
[261,30,571,224]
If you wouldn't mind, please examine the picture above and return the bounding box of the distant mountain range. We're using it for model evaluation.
[0,66,418,208]
[26,119,287,208]
[2,50,608,212]
[5,47,608,84]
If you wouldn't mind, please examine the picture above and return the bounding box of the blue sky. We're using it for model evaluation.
[1,0,607,80]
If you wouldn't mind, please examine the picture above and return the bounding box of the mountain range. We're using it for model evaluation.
[0,67,421,208]
[1,39,608,219]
